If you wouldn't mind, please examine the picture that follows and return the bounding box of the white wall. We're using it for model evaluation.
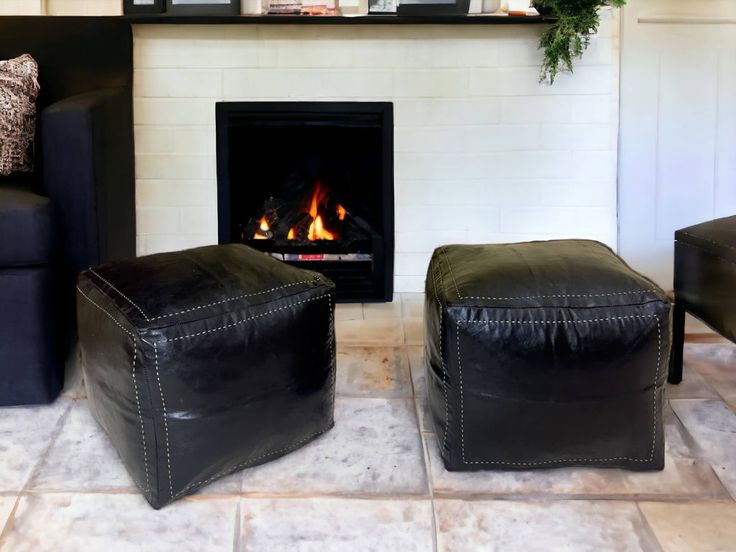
[0,0,120,15]
[133,20,621,292]
[619,0,736,289]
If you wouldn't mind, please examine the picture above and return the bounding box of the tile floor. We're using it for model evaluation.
[1,293,736,551]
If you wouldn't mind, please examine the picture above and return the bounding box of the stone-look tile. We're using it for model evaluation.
[336,347,412,398]
[240,498,434,551]
[425,405,730,500]
[0,399,71,492]
[335,318,404,346]
[671,399,736,499]
[0,496,18,534]
[335,303,363,322]
[640,501,736,552]
[61,345,86,400]
[401,293,425,320]
[0,494,237,552]
[403,318,424,346]
[241,398,428,496]
[666,365,719,401]
[685,343,736,405]
[362,297,402,319]
[29,400,136,492]
[408,345,426,397]
[415,396,433,435]
[435,499,660,552]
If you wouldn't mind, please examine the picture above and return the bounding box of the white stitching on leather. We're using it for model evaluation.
[76,285,152,498]
[165,294,330,342]
[455,314,662,466]
[89,268,151,321]
[431,255,450,453]
[439,246,656,301]
[148,278,320,321]
[153,343,174,499]
[131,345,151,494]
[76,286,135,339]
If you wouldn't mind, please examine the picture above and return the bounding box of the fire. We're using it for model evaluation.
[287,228,295,240]
[288,180,337,241]
[253,216,270,240]
[308,215,334,241]
[337,204,347,221]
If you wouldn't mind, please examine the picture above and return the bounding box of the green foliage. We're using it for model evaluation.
[534,0,625,83]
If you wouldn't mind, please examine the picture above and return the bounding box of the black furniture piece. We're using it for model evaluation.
[77,244,336,509]
[0,18,135,406]
[669,215,736,384]
[425,240,671,471]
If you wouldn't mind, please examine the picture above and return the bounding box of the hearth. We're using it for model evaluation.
[216,102,394,302]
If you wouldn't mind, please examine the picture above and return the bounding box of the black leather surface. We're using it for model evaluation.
[425,240,670,471]
[675,215,736,342]
[0,187,55,266]
[77,244,336,509]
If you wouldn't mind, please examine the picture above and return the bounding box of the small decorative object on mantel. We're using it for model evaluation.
[165,0,240,15]
[533,0,626,83]
[124,0,166,13]
[266,0,302,14]
[396,0,471,16]
[368,0,396,13]
[123,0,165,13]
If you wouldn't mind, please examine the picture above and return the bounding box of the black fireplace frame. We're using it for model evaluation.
[215,101,394,302]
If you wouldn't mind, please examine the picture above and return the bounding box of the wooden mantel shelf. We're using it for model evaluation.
[123,13,553,25]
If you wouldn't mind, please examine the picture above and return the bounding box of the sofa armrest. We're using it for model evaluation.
[40,88,136,279]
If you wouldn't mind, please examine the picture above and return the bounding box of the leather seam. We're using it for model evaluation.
[89,268,151,321]
[76,285,153,499]
[440,246,656,301]
[152,342,174,501]
[679,230,736,253]
[163,293,332,342]
[454,315,661,466]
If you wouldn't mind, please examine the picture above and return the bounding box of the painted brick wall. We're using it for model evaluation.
[133,17,620,292]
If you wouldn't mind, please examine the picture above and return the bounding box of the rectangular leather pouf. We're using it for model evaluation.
[425,240,671,472]
[77,244,336,508]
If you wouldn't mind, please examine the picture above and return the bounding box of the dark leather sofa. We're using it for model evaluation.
[669,215,736,384]
[0,18,136,406]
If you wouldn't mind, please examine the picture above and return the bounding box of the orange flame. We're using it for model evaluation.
[308,214,334,241]
[287,228,295,240]
[337,204,347,221]
[253,215,270,240]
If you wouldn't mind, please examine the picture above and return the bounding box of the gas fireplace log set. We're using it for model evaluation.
[216,102,394,302]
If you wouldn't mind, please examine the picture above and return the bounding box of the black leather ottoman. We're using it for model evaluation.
[425,240,670,472]
[77,244,336,508]
[670,215,736,384]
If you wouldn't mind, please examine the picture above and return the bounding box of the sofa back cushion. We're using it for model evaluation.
[0,54,40,176]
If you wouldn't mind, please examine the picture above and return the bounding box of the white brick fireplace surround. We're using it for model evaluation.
[133,14,620,293]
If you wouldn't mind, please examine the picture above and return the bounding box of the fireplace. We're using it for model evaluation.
[216,102,394,302]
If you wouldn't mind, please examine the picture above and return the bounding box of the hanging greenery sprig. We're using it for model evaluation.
[534,0,626,83]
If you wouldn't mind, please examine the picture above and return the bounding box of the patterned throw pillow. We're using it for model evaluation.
[0,54,40,176]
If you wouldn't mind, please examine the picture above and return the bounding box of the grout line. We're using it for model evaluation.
[0,494,22,544]
[634,502,667,552]
[233,499,242,552]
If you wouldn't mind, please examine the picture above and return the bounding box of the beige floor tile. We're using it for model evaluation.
[401,293,425,319]
[424,405,730,500]
[335,318,404,346]
[362,295,402,319]
[671,399,736,499]
[240,497,434,551]
[0,496,18,535]
[335,303,363,322]
[336,347,412,398]
[639,501,736,552]
[240,398,428,496]
[29,400,136,492]
[685,343,736,405]
[666,364,720,400]
[435,499,660,552]
[403,317,424,345]
[407,345,426,397]
[0,399,71,492]
[0,494,237,552]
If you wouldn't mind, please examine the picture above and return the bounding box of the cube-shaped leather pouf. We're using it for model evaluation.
[77,244,336,508]
[425,240,670,472]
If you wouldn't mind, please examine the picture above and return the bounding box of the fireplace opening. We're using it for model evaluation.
[216,102,394,302]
